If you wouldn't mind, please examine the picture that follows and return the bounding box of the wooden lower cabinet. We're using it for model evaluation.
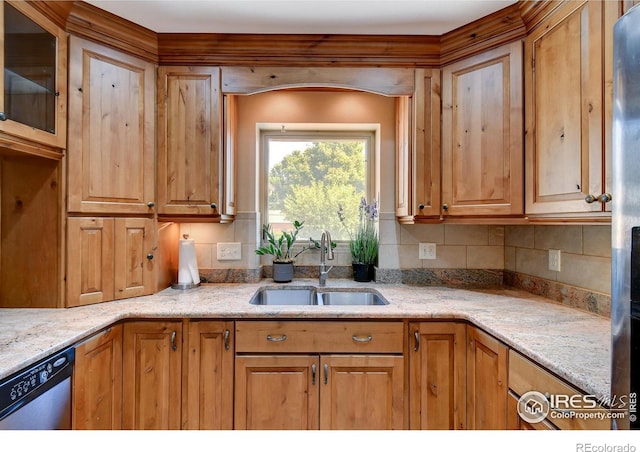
[123,321,183,430]
[184,321,234,429]
[466,326,508,429]
[72,325,123,429]
[234,355,319,430]
[234,354,404,430]
[409,322,467,429]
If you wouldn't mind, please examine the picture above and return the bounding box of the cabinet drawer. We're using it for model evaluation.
[235,321,404,353]
[508,350,610,430]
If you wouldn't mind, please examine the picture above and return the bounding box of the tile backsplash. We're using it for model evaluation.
[175,216,611,316]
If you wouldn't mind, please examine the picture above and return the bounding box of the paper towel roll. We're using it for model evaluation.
[178,239,199,285]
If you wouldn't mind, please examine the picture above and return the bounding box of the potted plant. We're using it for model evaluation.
[338,197,379,282]
[256,220,309,282]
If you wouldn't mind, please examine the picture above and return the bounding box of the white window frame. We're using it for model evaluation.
[257,123,380,243]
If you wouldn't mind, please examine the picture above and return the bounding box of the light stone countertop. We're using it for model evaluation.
[0,279,611,402]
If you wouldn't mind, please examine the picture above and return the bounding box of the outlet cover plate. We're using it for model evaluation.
[548,249,561,272]
[218,242,242,261]
[419,243,437,260]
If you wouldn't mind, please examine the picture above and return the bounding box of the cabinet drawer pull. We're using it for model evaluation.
[352,335,373,343]
[266,334,287,342]
[224,329,230,350]
[414,330,420,352]
[324,363,329,385]
[311,363,317,385]
[170,331,177,351]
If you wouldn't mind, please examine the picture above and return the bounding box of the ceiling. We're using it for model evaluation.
[85,0,519,35]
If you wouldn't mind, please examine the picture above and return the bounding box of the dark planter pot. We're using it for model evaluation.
[272,261,294,283]
[352,263,374,282]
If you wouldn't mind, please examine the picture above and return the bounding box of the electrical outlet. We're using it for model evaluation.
[548,249,561,272]
[419,243,437,260]
[217,242,242,261]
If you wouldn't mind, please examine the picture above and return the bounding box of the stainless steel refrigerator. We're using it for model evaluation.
[612,3,640,430]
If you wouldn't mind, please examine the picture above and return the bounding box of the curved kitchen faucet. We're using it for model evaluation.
[319,230,334,287]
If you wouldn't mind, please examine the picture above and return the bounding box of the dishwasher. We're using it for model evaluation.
[0,347,75,430]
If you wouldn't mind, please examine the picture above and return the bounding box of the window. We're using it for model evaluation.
[260,127,377,242]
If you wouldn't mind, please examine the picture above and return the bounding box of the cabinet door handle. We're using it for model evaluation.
[147,201,155,208]
[352,335,372,343]
[599,193,612,203]
[0,112,6,121]
[170,331,177,351]
[585,194,597,204]
[414,330,420,352]
[418,203,425,210]
[311,364,317,385]
[223,329,230,350]
[266,334,287,342]
[442,203,449,211]
[323,363,329,385]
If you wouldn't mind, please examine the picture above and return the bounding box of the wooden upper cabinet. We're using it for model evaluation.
[157,66,222,218]
[441,41,524,217]
[67,217,155,307]
[0,1,67,154]
[396,69,441,222]
[67,35,155,215]
[409,322,466,430]
[123,321,183,430]
[525,1,615,216]
[67,217,115,308]
[73,325,123,430]
[113,218,155,300]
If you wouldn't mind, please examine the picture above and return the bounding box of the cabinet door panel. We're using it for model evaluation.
[410,322,466,430]
[114,218,154,299]
[185,321,234,430]
[442,41,523,216]
[320,355,404,430]
[525,1,604,214]
[234,355,319,430]
[158,67,221,216]
[123,322,182,430]
[67,217,114,307]
[73,325,123,430]
[68,36,155,214]
[467,326,508,429]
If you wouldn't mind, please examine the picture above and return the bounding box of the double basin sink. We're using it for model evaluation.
[249,287,389,306]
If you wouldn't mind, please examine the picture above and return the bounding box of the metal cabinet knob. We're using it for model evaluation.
[0,112,6,121]
[210,203,217,209]
[146,253,154,260]
[585,194,597,204]
[418,203,425,210]
[147,201,155,208]
[442,203,449,211]
[599,193,612,203]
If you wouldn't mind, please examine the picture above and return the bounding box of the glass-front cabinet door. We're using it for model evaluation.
[0,1,67,152]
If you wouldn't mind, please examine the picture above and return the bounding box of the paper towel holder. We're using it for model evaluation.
[171,234,201,290]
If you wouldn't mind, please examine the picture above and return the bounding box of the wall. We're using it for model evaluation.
[177,90,611,315]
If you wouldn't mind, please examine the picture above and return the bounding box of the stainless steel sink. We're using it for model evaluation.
[319,290,388,305]
[249,288,317,305]
[249,287,388,306]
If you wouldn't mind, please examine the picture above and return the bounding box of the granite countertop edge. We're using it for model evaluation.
[0,280,611,402]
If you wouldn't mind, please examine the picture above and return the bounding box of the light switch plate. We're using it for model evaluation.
[548,249,561,272]
[217,242,242,261]
[419,243,437,260]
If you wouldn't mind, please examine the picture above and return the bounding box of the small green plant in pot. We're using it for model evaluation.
[256,220,309,282]
[338,197,379,282]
